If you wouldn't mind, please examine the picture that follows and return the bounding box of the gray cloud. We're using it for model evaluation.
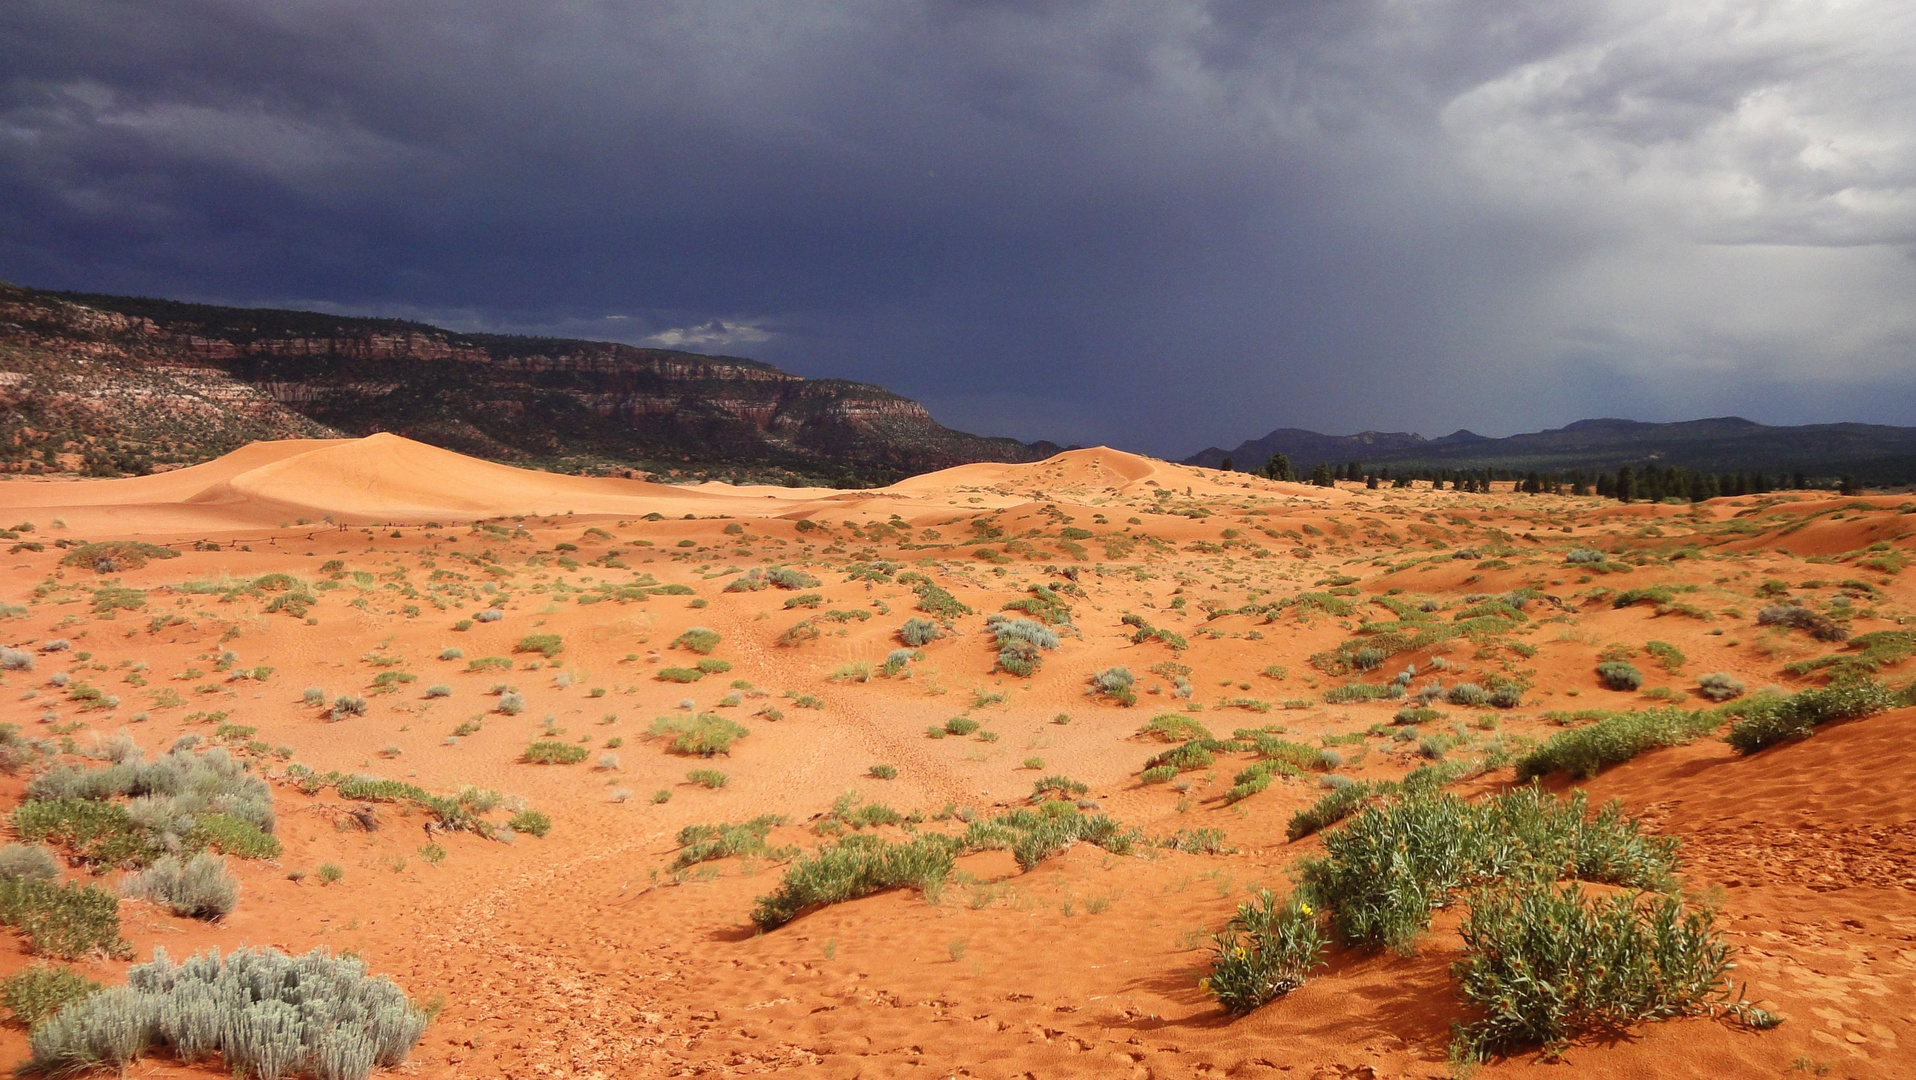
[3,0,1911,456]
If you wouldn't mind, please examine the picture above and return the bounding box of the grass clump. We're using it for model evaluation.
[649,714,749,756]
[1204,890,1326,1014]
[1287,780,1393,841]
[672,627,722,654]
[1695,672,1746,702]
[26,945,428,1079]
[509,809,552,837]
[1451,882,1734,1062]
[656,667,704,683]
[523,741,589,765]
[1088,666,1137,706]
[686,769,729,789]
[1515,707,1721,781]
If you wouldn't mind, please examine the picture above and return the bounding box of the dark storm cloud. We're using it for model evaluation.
[4,0,1912,455]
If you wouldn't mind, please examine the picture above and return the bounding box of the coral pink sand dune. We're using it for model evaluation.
[0,437,1911,1078]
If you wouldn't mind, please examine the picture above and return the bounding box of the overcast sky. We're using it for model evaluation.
[4,0,1912,457]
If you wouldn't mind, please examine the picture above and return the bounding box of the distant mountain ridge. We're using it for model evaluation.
[1186,416,1916,484]
[0,284,1055,483]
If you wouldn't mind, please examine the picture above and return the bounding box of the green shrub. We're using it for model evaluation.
[1031,774,1088,801]
[751,834,960,929]
[122,853,238,920]
[1204,890,1326,1013]
[467,656,512,671]
[1299,787,1677,955]
[0,878,129,959]
[1515,707,1720,781]
[1727,679,1895,753]
[656,667,704,683]
[1136,714,1212,743]
[514,634,564,658]
[1596,661,1643,691]
[868,764,898,780]
[1140,765,1179,784]
[672,627,722,654]
[675,815,790,868]
[187,813,282,859]
[783,592,823,609]
[2,964,100,1026]
[26,946,427,1079]
[1287,780,1391,841]
[650,714,749,756]
[1324,682,1396,704]
[1695,672,1745,701]
[58,541,179,571]
[942,716,980,736]
[913,581,972,620]
[695,658,732,674]
[509,810,552,837]
[523,741,589,765]
[687,769,729,789]
[1451,882,1732,1062]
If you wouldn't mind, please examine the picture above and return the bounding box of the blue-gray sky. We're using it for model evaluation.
[4,0,1913,457]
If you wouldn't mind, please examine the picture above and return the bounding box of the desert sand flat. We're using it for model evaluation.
[1,438,1912,1079]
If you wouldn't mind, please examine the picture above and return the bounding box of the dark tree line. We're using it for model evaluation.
[1240,454,1861,500]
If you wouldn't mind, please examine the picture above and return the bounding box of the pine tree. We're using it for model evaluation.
[1220,457,1234,472]
[1263,453,1294,482]
[1615,466,1636,503]
[1310,462,1335,488]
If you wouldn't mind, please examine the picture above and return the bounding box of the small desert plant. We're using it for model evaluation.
[1088,666,1137,706]
[523,741,589,765]
[121,852,239,920]
[2,964,101,1026]
[1450,881,1733,1062]
[25,945,428,1079]
[942,716,979,737]
[1596,661,1643,691]
[439,647,463,660]
[0,843,60,883]
[331,694,370,720]
[476,607,504,622]
[0,647,34,671]
[649,713,749,756]
[750,833,960,929]
[674,815,789,868]
[1757,603,1847,642]
[509,809,552,837]
[1726,679,1895,753]
[1031,774,1088,801]
[1204,890,1326,1013]
[1136,713,1212,742]
[514,633,564,658]
[828,660,874,684]
[687,769,729,789]
[881,649,919,677]
[496,691,526,715]
[868,764,898,780]
[1695,672,1746,702]
[672,627,722,654]
[0,877,128,959]
[1515,707,1720,781]
[899,618,941,647]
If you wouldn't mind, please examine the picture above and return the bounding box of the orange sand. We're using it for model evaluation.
[0,437,1911,1078]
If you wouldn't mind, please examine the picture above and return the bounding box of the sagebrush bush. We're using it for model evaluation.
[0,843,60,882]
[1695,672,1745,702]
[1757,603,1847,642]
[496,691,526,715]
[122,853,238,920]
[1088,666,1137,706]
[1204,891,1325,1014]
[899,618,941,647]
[1596,661,1643,691]
[17,745,277,868]
[1451,881,1732,1061]
[2,646,36,671]
[27,945,428,1080]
